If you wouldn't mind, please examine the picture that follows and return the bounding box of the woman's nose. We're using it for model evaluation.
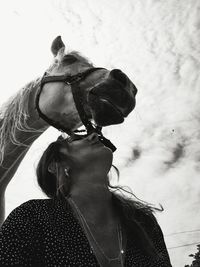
[86,132,99,142]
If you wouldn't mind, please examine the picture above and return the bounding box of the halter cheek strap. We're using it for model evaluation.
[35,74,70,134]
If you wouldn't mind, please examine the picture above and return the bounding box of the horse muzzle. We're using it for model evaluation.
[88,69,137,126]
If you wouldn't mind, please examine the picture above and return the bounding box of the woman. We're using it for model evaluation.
[0,132,172,266]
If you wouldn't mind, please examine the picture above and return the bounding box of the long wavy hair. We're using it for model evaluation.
[36,137,163,260]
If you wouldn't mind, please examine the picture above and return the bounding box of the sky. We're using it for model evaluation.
[0,0,200,266]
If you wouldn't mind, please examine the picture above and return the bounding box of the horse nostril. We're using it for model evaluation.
[110,69,127,86]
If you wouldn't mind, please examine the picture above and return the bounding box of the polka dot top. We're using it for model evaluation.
[0,198,172,266]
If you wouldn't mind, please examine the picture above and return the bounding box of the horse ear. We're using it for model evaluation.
[51,36,65,57]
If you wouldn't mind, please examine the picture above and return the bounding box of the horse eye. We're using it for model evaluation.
[62,55,77,64]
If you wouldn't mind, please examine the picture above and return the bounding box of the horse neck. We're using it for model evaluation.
[0,78,50,221]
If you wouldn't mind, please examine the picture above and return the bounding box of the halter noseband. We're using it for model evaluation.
[35,67,117,152]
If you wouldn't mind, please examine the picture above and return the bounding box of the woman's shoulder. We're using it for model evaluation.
[11,198,53,211]
[4,198,55,222]
[19,198,54,208]
[1,197,73,239]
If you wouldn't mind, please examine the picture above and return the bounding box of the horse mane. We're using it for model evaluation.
[0,77,42,165]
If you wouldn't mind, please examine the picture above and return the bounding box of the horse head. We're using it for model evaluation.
[37,36,137,133]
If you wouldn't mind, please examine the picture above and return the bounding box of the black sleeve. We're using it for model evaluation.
[0,200,41,266]
[151,219,172,266]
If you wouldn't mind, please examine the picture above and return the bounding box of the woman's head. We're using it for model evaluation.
[36,132,113,198]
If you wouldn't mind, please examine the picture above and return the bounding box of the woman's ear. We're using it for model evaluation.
[48,161,70,176]
[48,161,57,174]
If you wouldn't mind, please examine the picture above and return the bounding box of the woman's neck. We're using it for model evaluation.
[68,182,115,226]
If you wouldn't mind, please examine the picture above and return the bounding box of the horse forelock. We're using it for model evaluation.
[45,52,92,75]
[67,51,94,67]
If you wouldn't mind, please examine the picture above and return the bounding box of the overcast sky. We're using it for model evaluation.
[0,0,200,266]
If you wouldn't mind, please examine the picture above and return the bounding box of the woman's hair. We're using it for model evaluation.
[36,139,63,198]
[36,138,163,260]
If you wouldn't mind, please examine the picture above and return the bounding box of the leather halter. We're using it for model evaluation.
[36,67,104,135]
[35,67,116,152]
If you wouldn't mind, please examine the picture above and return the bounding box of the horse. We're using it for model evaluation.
[0,36,137,226]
